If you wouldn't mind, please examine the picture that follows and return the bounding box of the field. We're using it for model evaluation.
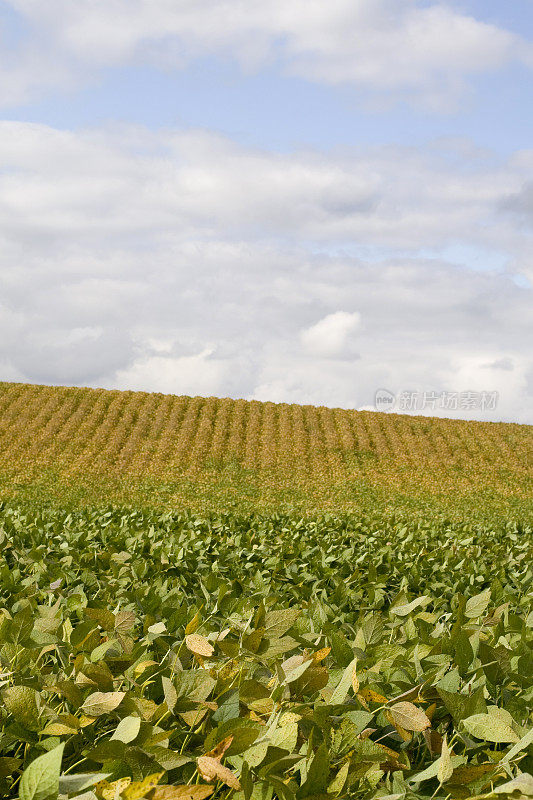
[0,382,532,799]
[0,504,532,800]
[0,382,531,520]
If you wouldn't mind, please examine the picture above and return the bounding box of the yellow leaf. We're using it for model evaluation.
[389,702,431,732]
[185,634,214,658]
[78,714,97,727]
[204,736,233,760]
[95,777,131,800]
[438,735,454,784]
[123,773,164,800]
[134,660,158,676]
[185,610,202,635]
[352,659,359,694]
[312,647,331,663]
[151,788,214,800]
[40,722,78,736]
[197,756,241,791]
[359,688,388,704]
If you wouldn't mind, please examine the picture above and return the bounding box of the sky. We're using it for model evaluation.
[0,0,532,423]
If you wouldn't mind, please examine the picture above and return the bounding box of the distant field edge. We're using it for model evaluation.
[0,380,531,522]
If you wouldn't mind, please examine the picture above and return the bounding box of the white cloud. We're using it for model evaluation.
[301,311,360,358]
[0,123,529,261]
[0,121,531,421]
[2,0,531,108]
[111,349,228,396]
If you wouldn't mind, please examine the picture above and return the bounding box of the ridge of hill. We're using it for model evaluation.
[0,381,531,519]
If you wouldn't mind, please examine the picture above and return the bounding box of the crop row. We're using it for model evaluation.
[0,383,531,512]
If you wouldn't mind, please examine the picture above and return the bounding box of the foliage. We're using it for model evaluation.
[0,382,531,519]
[0,504,531,800]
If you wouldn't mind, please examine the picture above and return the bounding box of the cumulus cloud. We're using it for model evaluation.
[0,121,531,422]
[111,349,228,396]
[2,0,532,109]
[301,311,360,358]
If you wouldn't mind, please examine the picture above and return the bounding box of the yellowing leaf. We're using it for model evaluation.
[40,721,78,736]
[437,735,454,784]
[197,756,241,790]
[81,691,125,717]
[95,777,131,800]
[78,714,98,728]
[462,714,519,743]
[122,773,164,800]
[270,721,298,751]
[451,764,496,785]
[204,735,233,760]
[359,688,388,704]
[110,715,141,744]
[151,787,214,800]
[312,647,331,663]
[134,660,158,676]
[352,659,359,694]
[185,634,214,658]
[185,611,202,635]
[248,697,274,714]
[389,702,431,732]
[328,761,350,795]
[279,712,301,726]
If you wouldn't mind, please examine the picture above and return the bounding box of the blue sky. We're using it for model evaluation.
[0,0,532,421]
[2,1,532,155]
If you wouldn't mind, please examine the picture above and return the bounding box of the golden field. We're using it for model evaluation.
[0,381,531,518]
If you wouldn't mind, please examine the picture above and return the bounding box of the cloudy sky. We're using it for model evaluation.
[1,0,532,422]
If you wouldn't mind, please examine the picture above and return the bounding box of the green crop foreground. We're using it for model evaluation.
[0,504,531,800]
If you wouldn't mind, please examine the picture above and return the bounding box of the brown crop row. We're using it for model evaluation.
[0,381,531,510]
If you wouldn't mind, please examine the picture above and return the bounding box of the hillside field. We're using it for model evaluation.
[0,381,532,520]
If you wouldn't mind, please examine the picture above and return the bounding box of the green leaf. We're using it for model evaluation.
[110,715,141,743]
[19,743,65,800]
[493,774,533,796]
[204,719,262,755]
[212,689,239,723]
[409,755,465,785]
[329,657,357,705]
[2,685,41,731]
[391,596,430,616]
[465,589,491,619]
[502,727,533,764]
[0,757,23,778]
[462,713,520,743]
[297,743,330,798]
[264,609,301,639]
[58,773,110,795]
[438,687,486,722]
